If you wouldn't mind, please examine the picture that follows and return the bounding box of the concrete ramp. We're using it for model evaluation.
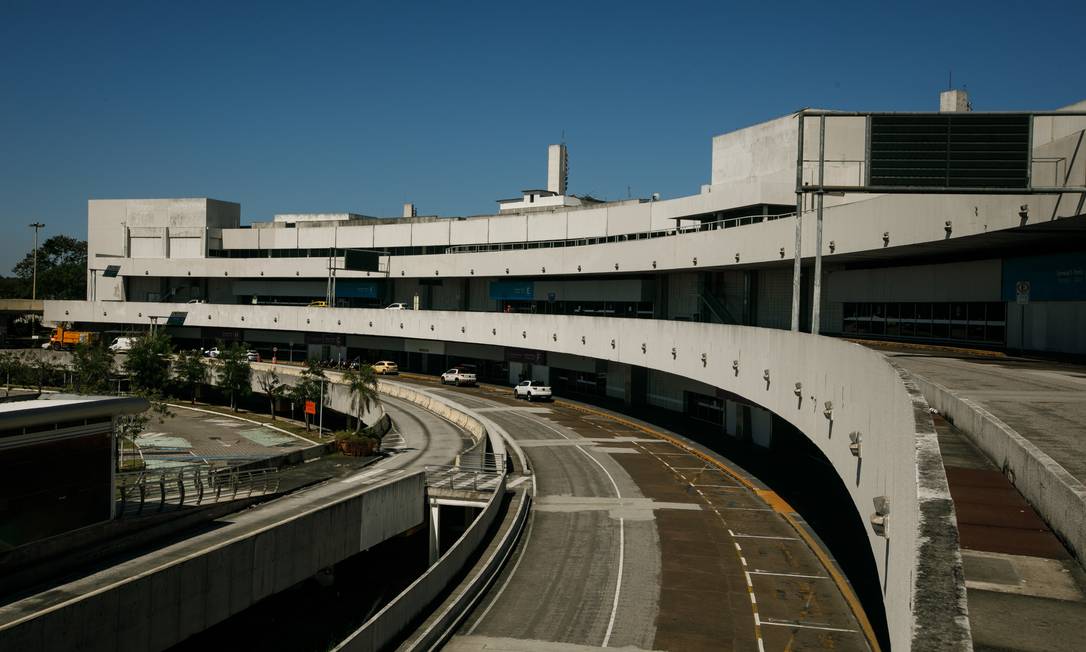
[0,471,426,651]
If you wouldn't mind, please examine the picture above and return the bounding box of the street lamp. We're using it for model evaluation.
[28,222,44,300]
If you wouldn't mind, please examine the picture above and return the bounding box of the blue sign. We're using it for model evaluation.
[489,280,534,301]
[1002,252,1086,302]
[335,280,380,299]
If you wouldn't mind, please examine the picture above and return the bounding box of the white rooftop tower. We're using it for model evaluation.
[548,143,568,195]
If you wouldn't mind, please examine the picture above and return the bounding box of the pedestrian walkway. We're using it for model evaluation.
[878,348,1086,485]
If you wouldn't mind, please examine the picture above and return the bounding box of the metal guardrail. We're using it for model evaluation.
[115,464,281,516]
[424,464,504,493]
[443,211,794,255]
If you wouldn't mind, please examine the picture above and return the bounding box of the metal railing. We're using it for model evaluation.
[424,463,504,493]
[115,464,281,516]
[443,211,794,255]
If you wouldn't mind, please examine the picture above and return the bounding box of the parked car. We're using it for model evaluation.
[246,350,261,362]
[372,360,399,375]
[513,380,552,401]
[441,368,477,387]
[385,303,408,310]
[204,347,221,358]
[108,336,137,353]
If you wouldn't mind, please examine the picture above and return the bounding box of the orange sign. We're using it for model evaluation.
[304,400,316,415]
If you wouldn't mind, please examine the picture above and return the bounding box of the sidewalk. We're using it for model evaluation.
[877,348,1086,485]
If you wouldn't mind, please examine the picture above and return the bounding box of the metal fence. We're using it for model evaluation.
[424,462,504,493]
[443,211,794,255]
[115,464,281,516]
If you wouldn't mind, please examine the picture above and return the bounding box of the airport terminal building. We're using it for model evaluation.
[41,90,1086,650]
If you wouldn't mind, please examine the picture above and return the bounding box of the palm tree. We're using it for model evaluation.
[342,366,380,433]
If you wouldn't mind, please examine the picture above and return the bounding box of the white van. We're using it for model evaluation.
[108,337,137,353]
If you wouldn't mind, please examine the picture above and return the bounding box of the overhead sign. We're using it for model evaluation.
[343,249,382,272]
[868,114,1030,189]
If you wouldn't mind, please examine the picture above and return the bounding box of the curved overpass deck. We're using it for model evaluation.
[394,380,871,651]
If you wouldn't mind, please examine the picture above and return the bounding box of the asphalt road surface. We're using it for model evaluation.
[390,380,872,652]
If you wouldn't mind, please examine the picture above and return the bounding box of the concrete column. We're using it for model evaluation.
[429,501,441,566]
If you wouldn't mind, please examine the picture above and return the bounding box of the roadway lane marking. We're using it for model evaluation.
[731,533,799,541]
[556,398,879,652]
[759,619,858,633]
[749,570,830,580]
[629,436,765,652]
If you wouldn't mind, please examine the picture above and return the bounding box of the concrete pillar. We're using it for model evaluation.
[428,501,441,566]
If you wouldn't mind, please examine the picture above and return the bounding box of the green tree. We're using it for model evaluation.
[0,353,25,394]
[174,349,208,404]
[11,235,87,299]
[214,342,251,411]
[71,342,114,394]
[257,369,286,420]
[124,331,173,394]
[342,366,380,433]
[288,359,326,431]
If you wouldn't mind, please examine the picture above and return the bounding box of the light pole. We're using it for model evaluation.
[28,222,44,300]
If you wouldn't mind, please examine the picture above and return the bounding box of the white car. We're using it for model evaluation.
[441,368,477,387]
[513,380,552,401]
[108,337,137,353]
[246,350,261,362]
[204,347,221,358]
[385,303,408,310]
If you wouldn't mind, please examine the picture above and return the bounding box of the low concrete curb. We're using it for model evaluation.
[912,374,1086,570]
[891,368,972,651]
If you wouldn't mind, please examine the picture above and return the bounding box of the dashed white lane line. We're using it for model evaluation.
[631,437,765,652]
[731,533,799,541]
[749,570,830,580]
[760,619,858,633]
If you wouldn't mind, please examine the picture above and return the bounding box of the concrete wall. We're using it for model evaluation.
[0,472,425,652]
[43,299,970,651]
[106,192,1074,289]
[335,476,508,652]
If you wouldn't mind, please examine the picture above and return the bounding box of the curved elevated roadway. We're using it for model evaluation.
[387,379,873,652]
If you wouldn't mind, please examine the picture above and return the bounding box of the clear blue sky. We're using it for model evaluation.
[2,1,1083,272]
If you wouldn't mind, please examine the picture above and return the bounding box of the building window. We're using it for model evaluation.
[842,301,1006,345]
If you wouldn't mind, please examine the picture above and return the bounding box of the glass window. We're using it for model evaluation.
[986,325,1006,343]
[932,303,949,320]
[950,303,967,321]
[900,303,916,320]
[986,302,1006,322]
[916,303,932,320]
[968,303,986,321]
[915,321,933,337]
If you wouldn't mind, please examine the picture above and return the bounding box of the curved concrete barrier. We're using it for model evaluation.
[910,373,1086,569]
[46,300,969,650]
[331,380,531,652]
